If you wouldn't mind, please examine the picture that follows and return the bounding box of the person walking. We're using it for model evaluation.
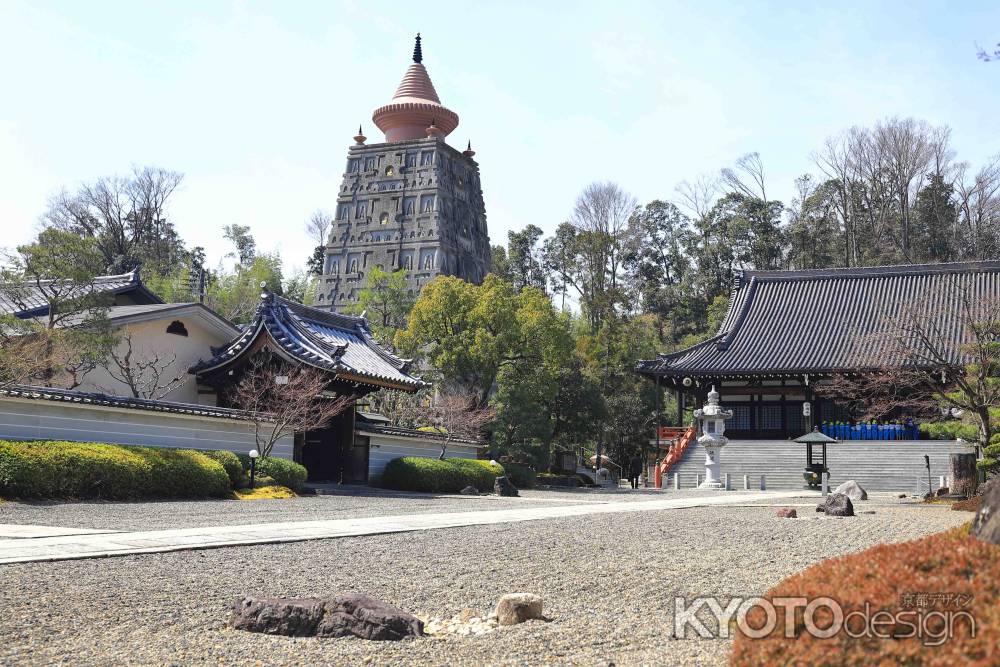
[628,454,643,490]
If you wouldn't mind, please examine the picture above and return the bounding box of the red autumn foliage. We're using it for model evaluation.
[731,526,1000,667]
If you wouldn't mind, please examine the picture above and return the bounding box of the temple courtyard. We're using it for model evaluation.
[0,489,968,666]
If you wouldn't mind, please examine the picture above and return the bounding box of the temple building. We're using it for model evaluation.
[316,34,491,313]
[637,262,1000,439]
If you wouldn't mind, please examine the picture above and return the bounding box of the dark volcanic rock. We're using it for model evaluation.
[460,485,480,495]
[816,493,855,517]
[494,476,519,497]
[230,593,424,640]
[971,477,1000,545]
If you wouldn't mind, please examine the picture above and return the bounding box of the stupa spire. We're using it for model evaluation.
[372,33,459,143]
[413,33,422,63]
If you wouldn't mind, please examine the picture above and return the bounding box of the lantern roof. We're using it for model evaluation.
[794,427,838,444]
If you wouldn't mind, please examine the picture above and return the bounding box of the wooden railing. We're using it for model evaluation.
[653,425,697,488]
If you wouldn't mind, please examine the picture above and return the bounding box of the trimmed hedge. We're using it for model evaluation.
[0,440,230,499]
[202,450,247,489]
[381,456,505,494]
[731,525,998,666]
[236,454,308,492]
[445,457,505,492]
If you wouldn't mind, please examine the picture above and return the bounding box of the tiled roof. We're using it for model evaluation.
[637,261,1000,379]
[0,270,162,317]
[356,421,481,446]
[0,384,253,421]
[189,289,425,391]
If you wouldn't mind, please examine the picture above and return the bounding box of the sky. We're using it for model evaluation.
[1,0,999,275]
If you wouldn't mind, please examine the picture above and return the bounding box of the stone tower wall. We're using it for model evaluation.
[316,137,490,312]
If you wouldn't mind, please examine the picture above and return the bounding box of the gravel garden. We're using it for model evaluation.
[0,489,976,666]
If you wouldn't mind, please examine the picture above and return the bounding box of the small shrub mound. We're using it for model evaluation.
[237,454,308,491]
[233,485,295,500]
[952,496,982,512]
[445,457,505,492]
[0,440,229,499]
[381,457,505,494]
[731,525,999,666]
[202,450,247,489]
[536,473,582,487]
[502,463,536,489]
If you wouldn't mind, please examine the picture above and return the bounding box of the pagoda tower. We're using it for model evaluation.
[316,34,491,314]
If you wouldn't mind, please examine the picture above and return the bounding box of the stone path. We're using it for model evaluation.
[0,490,811,564]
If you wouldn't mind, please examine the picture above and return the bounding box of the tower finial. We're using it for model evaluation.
[413,33,422,63]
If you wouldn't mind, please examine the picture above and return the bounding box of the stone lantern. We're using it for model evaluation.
[694,386,733,489]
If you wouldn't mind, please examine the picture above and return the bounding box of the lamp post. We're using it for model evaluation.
[249,449,260,489]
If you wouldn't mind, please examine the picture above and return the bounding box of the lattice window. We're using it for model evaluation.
[731,405,751,430]
[759,405,783,430]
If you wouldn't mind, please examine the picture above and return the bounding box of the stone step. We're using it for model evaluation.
[669,439,975,492]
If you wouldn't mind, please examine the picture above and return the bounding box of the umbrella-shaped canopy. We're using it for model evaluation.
[588,454,616,465]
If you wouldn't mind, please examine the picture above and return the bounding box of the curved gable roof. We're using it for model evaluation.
[637,261,1000,379]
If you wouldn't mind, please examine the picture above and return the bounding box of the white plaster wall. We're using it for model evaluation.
[362,430,480,482]
[0,397,294,459]
[74,315,230,404]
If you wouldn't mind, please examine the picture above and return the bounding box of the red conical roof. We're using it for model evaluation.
[372,34,459,143]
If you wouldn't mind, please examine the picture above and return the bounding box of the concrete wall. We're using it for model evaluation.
[0,396,294,459]
[361,429,480,482]
[73,313,231,405]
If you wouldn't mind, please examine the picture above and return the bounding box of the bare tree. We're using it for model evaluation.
[412,391,494,460]
[721,152,768,201]
[99,331,187,399]
[675,173,720,221]
[978,41,1000,62]
[570,182,638,329]
[874,117,937,261]
[229,354,358,458]
[42,166,184,273]
[305,209,333,247]
[955,156,1000,259]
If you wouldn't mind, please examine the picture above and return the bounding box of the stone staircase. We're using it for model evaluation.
[667,439,976,493]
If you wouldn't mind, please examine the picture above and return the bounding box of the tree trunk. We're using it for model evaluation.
[950,453,978,498]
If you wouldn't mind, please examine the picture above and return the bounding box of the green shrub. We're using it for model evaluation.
[446,457,505,492]
[0,440,230,499]
[381,457,466,493]
[535,472,582,487]
[130,447,230,498]
[236,455,308,491]
[202,450,247,489]
[502,463,536,489]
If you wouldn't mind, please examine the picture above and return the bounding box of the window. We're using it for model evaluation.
[347,159,360,173]
[380,212,389,225]
[405,153,417,168]
[336,204,351,220]
[420,194,435,213]
[364,157,376,170]
[385,166,394,177]
[421,252,435,270]
[403,197,416,215]
[349,259,358,273]
[759,405,783,430]
[355,202,366,218]
[730,406,751,430]
[404,255,413,270]
[166,321,188,337]
[420,151,434,166]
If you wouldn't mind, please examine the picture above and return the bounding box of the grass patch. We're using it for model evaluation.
[232,485,296,500]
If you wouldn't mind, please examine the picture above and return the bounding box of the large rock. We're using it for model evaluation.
[230,594,424,640]
[971,477,1000,545]
[494,593,544,626]
[460,485,480,496]
[816,493,854,517]
[833,480,868,501]
[775,508,797,518]
[494,476,519,497]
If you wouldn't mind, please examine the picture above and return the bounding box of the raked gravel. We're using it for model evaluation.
[0,496,969,666]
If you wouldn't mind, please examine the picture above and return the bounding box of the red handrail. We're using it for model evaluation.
[653,425,697,488]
